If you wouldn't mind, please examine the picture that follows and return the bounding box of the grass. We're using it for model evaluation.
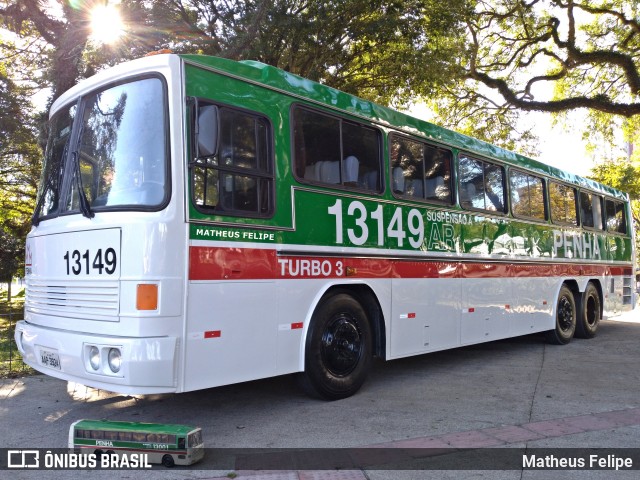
[0,289,36,378]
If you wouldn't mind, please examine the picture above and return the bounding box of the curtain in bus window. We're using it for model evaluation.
[549,182,578,226]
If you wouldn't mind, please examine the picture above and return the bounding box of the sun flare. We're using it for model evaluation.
[90,4,124,45]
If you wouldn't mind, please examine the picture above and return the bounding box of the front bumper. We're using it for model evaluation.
[15,320,179,395]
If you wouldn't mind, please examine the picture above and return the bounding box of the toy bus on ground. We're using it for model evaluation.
[69,419,204,467]
[15,53,635,400]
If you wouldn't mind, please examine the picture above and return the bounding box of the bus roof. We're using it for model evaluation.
[72,419,197,435]
[180,54,628,201]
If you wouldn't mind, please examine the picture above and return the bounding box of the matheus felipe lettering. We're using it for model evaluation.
[523,454,633,470]
[193,226,275,242]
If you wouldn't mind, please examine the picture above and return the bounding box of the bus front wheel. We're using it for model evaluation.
[546,284,576,345]
[575,282,601,339]
[162,454,175,468]
[299,291,373,400]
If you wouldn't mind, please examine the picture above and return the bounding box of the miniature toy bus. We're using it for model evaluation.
[68,419,204,467]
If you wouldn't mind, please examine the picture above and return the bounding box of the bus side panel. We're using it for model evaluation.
[510,268,556,336]
[460,263,511,345]
[184,281,277,391]
[389,273,461,358]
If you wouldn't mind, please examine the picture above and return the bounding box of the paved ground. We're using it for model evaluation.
[2,310,640,479]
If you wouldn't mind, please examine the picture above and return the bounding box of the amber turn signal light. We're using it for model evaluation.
[136,284,158,310]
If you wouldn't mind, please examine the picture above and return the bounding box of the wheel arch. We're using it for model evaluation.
[562,278,580,299]
[586,278,604,316]
[299,282,387,370]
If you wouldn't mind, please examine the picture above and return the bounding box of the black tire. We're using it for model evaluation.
[546,284,577,345]
[575,282,601,339]
[162,454,175,468]
[299,291,373,400]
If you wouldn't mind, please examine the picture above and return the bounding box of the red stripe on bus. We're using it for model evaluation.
[188,246,629,281]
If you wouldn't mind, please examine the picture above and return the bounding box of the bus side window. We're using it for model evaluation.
[549,181,578,226]
[605,199,627,234]
[389,135,452,204]
[459,155,505,213]
[192,102,274,217]
[509,170,546,220]
[132,432,146,442]
[293,106,382,192]
[579,191,604,229]
[118,432,132,441]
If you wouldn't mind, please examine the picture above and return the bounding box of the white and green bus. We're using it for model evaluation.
[16,53,635,400]
[69,419,204,467]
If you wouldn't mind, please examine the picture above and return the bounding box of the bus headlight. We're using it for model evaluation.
[89,346,100,371]
[108,348,121,373]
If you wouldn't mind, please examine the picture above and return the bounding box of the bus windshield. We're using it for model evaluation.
[34,76,167,223]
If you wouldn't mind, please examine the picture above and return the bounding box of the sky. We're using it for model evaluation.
[523,111,594,177]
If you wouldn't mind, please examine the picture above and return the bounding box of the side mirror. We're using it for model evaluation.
[196,104,218,158]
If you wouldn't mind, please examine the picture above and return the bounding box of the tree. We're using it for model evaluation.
[468,1,640,116]
[0,227,21,301]
[589,157,640,218]
[140,0,471,106]
[0,52,40,255]
[1,0,471,107]
[426,0,640,152]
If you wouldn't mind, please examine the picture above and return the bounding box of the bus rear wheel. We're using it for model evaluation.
[546,284,576,345]
[162,454,175,468]
[575,282,601,339]
[299,291,373,400]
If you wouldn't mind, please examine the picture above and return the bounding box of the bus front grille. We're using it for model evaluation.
[26,279,120,320]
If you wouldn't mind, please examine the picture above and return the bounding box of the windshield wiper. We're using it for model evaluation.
[72,150,94,220]
[32,139,69,227]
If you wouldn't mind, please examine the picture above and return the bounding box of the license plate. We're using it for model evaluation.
[40,349,61,370]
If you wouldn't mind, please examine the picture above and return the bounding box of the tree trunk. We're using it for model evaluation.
[7,280,11,303]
